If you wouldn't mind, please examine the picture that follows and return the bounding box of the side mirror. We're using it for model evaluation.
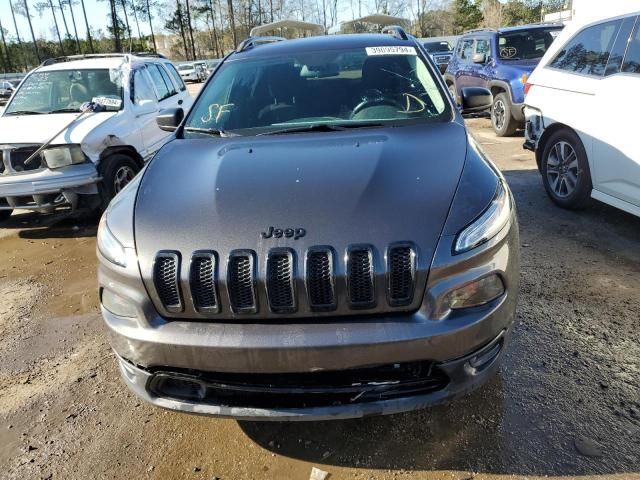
[460,87,493,116]
[156,107,184,132]
[134,99,159,117]
[472,52,486,64]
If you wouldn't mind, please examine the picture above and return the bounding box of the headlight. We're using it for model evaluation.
[97,215,127,267]
[42,145,86,169]
[446,274,505,309]
[454,181,511,254]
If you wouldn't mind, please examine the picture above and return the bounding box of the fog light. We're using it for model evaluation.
[102,288,137,318]
[447,274,505,310]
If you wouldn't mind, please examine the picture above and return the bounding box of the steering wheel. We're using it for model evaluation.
[350,97,405,119]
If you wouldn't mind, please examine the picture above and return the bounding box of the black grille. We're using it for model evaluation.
[227,252,257,313]
[190,252,218,313]
[388,245,416,306]
[267,250,295,313]
[348,247,375,307]
[306,249,335,310]
[153,252,182,312]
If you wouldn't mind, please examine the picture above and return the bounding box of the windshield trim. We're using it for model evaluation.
[3,68,125,116]
[182,43,455,136]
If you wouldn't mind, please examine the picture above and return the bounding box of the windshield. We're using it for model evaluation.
[423,41,451,53]
[184,46,450,136]
[4,69,123,114]
[179,65,194,71]
[498,27,563,60]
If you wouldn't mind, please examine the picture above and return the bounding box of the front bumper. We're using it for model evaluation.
[115,327,510,421]
[0,162,100,212]
[100,206,519,420]
[510,102,525,123]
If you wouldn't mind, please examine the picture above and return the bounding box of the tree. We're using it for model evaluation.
[143,0,158,51]
[19,0,42,62]
[227,0,237,47]
[0,20,11,72]
[185,0,197,59]
[165,1,191,59]
[79,0,94,52]
[452,0,482,33]
[65,0,82,53]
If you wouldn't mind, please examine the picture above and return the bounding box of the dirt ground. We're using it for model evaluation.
[0,116,639,480]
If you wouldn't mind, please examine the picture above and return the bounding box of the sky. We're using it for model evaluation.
[0,0,155,43]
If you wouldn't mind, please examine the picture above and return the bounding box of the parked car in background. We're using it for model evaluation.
[98,29,520,421]
[0,53,192,223]
[524,11,640,218]
[205,59,221,76]
[178,62,206,82]
[0,80,15,103]
[445,24,563,136]
[422,40,454,73]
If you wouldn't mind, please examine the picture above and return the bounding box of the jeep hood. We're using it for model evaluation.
[0,112,118,159]
[134,122,468,317]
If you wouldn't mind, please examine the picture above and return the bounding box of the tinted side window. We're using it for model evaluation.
[605,16,636,76]
[550,19,622,76]
[163,63,187,92]
[475,39,490,55]
[460,39,474,60]
[146,64,171,100]
[622,18,640,74]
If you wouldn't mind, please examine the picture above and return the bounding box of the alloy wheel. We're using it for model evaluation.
[113,165,136,194]
[546,140,579,198]
[493,99,506,131]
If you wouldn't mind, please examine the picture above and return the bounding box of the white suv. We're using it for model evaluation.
[524,11,640,217]
[0,53,192,223]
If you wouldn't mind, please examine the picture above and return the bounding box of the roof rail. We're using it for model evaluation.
[463,27,497,34]
[39,52,166,67]
[235,36,286,53]
[381,25,408,41]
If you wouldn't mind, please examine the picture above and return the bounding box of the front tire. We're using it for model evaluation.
[100,154,140,210]
[491,93,517,137]
[540,129,592,209]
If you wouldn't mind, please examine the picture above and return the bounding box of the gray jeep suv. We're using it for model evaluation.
[98,29,520,420]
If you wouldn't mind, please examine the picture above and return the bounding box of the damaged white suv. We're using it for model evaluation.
[0,53,191,223]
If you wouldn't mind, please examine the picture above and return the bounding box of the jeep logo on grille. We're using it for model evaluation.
[261,226,306,240]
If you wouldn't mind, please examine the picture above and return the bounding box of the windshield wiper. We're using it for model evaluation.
[259,122,389,136]
[258,124,350,136]
[3,110,45,116]
[47,108,82,114]
[183,127,239,137]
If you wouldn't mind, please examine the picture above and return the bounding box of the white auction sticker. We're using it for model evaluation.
[92,96,123,108]
[365,46,417,56]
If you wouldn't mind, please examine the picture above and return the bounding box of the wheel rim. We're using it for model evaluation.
[493,99,506,130]
[546,140,579,198]
[448,84,456,100]
[113,165,136,194]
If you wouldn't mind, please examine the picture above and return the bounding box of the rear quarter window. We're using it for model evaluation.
[549,19,622,76]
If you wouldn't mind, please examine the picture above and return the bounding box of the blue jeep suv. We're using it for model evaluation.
[445,24,563,136]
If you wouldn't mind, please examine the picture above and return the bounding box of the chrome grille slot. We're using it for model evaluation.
[266,249,295,313]
[388,245,416,306]
[306,249,336,311]
[348,247,375,308]
[227,251,257,314]
[153,252,182,313]
[190,251,219,313]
